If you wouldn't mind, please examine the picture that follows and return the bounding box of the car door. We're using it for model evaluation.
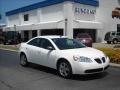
[26,38,41,64]
[117,32,120,41]
[37,38,56,67]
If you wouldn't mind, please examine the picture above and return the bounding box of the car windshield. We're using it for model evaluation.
[52,38,86,50]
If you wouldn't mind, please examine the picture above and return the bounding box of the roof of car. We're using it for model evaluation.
[36,35,67,39]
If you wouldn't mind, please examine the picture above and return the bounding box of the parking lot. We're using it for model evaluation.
[0,49,120,90]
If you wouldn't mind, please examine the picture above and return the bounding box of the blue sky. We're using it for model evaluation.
[0,0,45,24]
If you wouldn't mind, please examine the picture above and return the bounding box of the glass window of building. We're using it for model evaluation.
[24,14,29,21]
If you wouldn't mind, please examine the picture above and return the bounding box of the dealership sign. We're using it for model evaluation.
[75,7,96,15]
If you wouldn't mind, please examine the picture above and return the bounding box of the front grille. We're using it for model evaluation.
[85,68,103,73]
[102,57,105,63]
[94,58,102,64]
[104,65,109,70]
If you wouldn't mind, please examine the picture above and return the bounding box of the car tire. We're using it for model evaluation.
[20,54,29,67]
[112,39,118,44]
[57,60,72,78]
[3,42,6,45]
[107,41,111,44]
[112,16,114,18]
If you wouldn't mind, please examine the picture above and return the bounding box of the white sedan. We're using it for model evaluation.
[19,36,110,78]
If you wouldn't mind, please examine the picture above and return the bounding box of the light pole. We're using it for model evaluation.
[65,18,68,36]
[14,24,16,31]
[14,24,17,44]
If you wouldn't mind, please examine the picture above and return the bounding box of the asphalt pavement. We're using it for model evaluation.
[0,49,120,90]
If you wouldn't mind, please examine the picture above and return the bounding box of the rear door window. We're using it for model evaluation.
[112,32,115,35]
[27,38,41,47]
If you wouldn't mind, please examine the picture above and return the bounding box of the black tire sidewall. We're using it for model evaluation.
[113,39,118,44]
[58,61,72,78]
[20,54,28,66]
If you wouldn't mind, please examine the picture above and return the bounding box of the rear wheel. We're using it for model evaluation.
[3,41,7,45]
[20,54,29,67]
[57,60,72,78]
[112,39,118,44]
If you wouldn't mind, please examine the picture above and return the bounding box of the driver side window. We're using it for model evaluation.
[40,38,55,50]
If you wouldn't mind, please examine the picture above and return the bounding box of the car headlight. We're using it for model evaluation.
[81,39,86,43]
[73,56,93,63]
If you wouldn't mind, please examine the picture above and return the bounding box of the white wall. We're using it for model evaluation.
[21,10,38,25]
[7,3,64,27]
[40,3,64,23]
[7,10,38,26]
[63,1,74,38]
[96,0,120,42]
[7,14,19,27]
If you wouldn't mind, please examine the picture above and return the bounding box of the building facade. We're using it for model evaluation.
[4,0,120,42]
[0,24,6,43]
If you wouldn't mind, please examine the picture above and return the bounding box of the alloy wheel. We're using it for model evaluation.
[20,54,28,66]
[113,39,118,44]
[58,61,72,78]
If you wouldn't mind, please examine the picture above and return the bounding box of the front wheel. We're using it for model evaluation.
[3,41,7,45]
[20,54,29,67]
[58,61,72,78]
[112,39,118,44]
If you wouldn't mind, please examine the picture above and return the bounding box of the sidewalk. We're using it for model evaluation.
[93,43,120,48]
[110,63,120,68]
[0,44,19,51]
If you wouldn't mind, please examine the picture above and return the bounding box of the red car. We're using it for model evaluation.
[76,33,93,47]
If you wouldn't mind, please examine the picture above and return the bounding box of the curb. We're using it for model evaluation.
[0,48,18,52]
[110,63,120,68]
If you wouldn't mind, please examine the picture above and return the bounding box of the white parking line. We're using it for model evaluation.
[0,48,18,52]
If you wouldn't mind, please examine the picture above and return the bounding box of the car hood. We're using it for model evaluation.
[60,47,104,58]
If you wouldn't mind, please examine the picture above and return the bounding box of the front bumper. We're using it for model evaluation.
[72,57,110,74]
[84,65,109,73]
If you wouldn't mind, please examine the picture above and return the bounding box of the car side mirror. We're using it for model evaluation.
[47,46,54,50]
